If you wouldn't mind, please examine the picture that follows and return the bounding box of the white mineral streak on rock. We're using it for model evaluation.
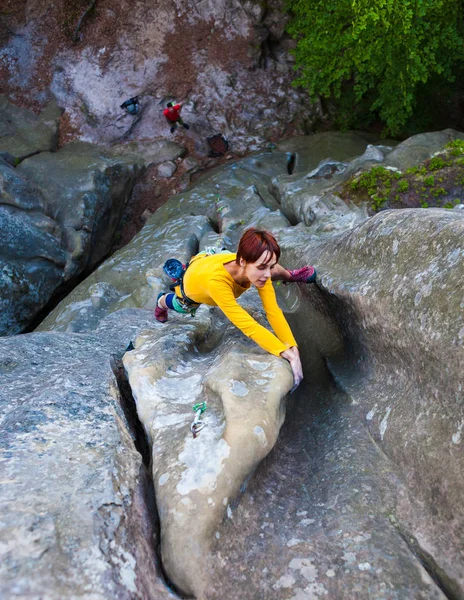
[326,569,336,577]
[380,407,392,440]
[229,379,249,396]
[246,359,271,371]
[289,557,318,582]
[358,562,371,571]
[392,239,399,255]
[154,374,202,402]
[452,422,462,445]
[366,407,376,420]
[254,425,268,447]
[176,437,230,495]
[274,574,296,589]
[159,473,170,486]
[342,552,357,564]
[287,539,303,547]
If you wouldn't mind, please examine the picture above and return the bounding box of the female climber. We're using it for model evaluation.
[155,228,316,389]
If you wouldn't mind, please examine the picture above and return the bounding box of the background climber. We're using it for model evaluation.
[163,101,190,133]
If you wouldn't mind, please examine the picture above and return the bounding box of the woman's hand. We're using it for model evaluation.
[280,346,303,391]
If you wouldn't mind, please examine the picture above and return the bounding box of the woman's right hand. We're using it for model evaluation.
[280,347,304,391]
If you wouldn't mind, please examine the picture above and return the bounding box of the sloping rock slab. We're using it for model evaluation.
[123,302,293,597]
[0,309,175,599]
[17,141,142,279]
[279,208,464,596]
[0,159,67,335]
[0,95,62,160]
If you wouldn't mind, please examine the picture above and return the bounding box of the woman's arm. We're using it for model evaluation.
[280,346,304,390]
[258,280,297,348]
[208,278,289,356]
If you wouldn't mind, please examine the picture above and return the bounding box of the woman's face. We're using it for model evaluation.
[241,251,277,288]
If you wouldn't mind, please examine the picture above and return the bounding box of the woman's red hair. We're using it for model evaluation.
[236,228,281,265]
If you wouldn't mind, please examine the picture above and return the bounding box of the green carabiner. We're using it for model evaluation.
[192,401,207,414]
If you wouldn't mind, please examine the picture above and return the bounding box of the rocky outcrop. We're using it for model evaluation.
[0,95,62,162]
[0,98,185,335]
[0,310,175,599]
[2,131,463,598]
[0,158,66,335]
[124,301,293,597]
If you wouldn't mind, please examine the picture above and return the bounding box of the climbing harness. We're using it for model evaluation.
[161,247,228,317]
[120,96,140,115]
[191,401,207,438]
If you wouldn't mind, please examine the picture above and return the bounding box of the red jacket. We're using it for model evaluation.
[163,104,182,122]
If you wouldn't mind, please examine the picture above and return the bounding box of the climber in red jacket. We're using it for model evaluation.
[163,102,190,134]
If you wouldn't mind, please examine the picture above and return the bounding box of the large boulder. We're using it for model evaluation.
[8,131,463,598]
[123,301,293,597]
[0,309,175,599]
[277,208,464,596]
[0,94,185,335]
[17,141,141,279]
[0,95,62,162]
[0,159,66,335]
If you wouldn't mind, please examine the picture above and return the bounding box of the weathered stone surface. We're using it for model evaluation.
[0,0,318,152]
[0,93,189,334]
[205,386,447,600]
[0,95,62,160]
[270,152,374,230]
[17,141,141,279]
[37,148,293,332]
[0,309,175,599]
[157,161,177,178]
[277,208,464,596]
[108,139,185,166]
[30,132,464,599]
[0,159,67,335]
[123,303,293,597]
[276,131,390,173]
[383,129,464,170]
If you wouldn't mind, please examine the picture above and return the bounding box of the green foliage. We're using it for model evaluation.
[446,139,464,155]
[424,175,435,187]
[432,187,446,196]
[397,180,409,193]
[428,156,447,170]
[285,0,464,135]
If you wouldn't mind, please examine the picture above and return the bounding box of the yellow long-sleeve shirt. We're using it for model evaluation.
[177,252,297,356]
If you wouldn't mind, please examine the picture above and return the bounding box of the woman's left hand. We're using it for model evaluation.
[280,346,304,391]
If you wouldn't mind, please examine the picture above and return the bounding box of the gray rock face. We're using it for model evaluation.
[3,131,463,598]
[281,208,464,596]
[0,95,62,161]
[1,0,316,152]
[0,159,66,335]
[0,310,175,599]
[0,97,185,335]
[17,141,140,279]
[124,304,293,597]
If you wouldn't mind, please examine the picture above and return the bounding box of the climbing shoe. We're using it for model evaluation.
[170,125,176,134]
[154,293,168,323]
[286,266,316,284]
